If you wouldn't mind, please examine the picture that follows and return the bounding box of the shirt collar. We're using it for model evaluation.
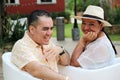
[23,30,40,48]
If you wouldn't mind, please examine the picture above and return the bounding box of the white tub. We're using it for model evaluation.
[2,52,120,80]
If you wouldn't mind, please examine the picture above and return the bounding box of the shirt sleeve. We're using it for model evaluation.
[11,41,38,69]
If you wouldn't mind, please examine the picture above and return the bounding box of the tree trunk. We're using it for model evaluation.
[0,0,5,38]
[109,0,114,15]
[0,1,2,38]
[100,0,108,19]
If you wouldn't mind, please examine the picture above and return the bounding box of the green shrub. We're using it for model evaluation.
[66,0,100,12]
[106,7,120,25]
[2,16,14,42]
[11,20,26,41]
[51,10,71,23]
[2,15,27,43]
[113,8,120,25]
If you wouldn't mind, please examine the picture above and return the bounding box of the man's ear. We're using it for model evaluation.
[29,25,35,34]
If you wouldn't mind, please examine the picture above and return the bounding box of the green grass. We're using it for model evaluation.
[52,23,120,41]
[109,34,120,41]
[52,23,83,38]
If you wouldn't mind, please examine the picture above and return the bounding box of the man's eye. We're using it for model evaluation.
[42,27,54,31]
[42,27,48,31]
[51,27,54,30]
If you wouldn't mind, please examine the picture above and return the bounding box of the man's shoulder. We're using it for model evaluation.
[12,39,30,51]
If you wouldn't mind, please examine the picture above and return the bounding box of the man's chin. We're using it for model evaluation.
[43,41,49,45]
[43,38,51,45]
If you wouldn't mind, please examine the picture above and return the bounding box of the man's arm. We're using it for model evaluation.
[22,61,69,80]
[59,49,70,66]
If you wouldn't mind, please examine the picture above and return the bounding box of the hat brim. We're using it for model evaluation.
[74,16,112,27]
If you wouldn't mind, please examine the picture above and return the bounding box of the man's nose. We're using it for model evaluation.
[47,29,53,34]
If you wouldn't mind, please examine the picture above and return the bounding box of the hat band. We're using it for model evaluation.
[83,14,103,20]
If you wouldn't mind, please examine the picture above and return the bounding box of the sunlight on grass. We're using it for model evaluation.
[52,23,83,38]
[109,34,120,41]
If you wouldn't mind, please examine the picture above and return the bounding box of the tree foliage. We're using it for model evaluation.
[66,0,100,12]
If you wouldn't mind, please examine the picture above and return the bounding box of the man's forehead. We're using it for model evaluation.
[38,16,52,21]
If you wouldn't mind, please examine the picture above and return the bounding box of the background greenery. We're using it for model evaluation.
[1,0,120,50]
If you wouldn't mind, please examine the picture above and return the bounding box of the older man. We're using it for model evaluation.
[11,10,71,80]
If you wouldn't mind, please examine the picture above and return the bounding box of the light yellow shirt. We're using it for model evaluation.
[11,31,59,72]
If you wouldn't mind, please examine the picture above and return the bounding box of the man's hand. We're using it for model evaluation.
[43,46,70,65]
[43,46,62,61]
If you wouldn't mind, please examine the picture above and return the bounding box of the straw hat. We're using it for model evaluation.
[74,5,112,27]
